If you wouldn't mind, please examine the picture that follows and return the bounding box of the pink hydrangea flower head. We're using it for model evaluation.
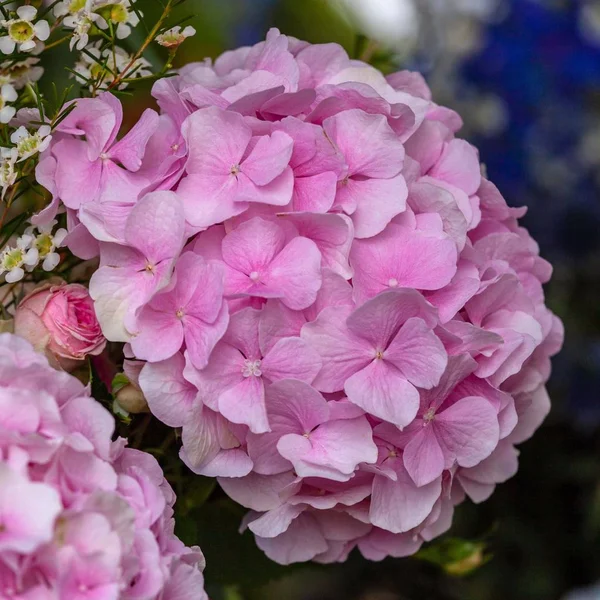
[40,28,563,566]
[0,333,207,599]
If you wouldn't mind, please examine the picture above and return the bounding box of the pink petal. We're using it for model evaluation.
[280,212,353,280]
[277,415,377,481]
[222,217,286,275]
[261,337,322,383]
[182,106,252,175]
[241,131,293,185]
[323,109,404,177]
[254,513,328,565]
[174,254,226,323]
[384,317,447,389]
[265,378,330,433]
[435,396,500,468]
[53,138,102,208]
[184,303,230,370]
[178,172,247,228]
[223,307,261,359]
[425,260,480,323]
[301,306,373,392]
[124,191,185,264]
[292,172,337,213]
[346,288,439,350]
[236,167,294,206]
[258,300,306,354]
[109,108,159,172]
[185,342,246,412]
[429,139,481,196]
[265,236,322,310]
[130,304,183,362]
[345,359,420,428]
[0,466,62,553]
[402,425,445,487]
[218,471,299,511]
[350,224,458,303]
[218,374,268,434]
[139,353,199,427]
[370,460,441,533]
[344,175,408,239]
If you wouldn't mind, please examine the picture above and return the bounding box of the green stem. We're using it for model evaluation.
[107,0,175,91]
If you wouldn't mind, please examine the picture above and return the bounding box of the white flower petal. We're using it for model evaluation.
[0,37,16,55]
[42,252,60,272]
[53,229,68,246]
[35,21,50,42]
[5,267,24,283]
[16,5,37,21]
[19,41,36,52]
[0,106,15,124]
[116,23,131,39]
[1,84,17,102]
[10,127,27,143]
[23,247,39,266]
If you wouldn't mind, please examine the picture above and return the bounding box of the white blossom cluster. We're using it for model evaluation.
[0,220,66,283]
[0,125,53,198]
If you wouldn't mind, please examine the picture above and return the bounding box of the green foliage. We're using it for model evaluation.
[180,498,308,591]
[417,538,491,577]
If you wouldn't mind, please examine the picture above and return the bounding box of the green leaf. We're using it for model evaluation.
[416,537,491,577]
[178,498,308,589]
[111,372,130,394]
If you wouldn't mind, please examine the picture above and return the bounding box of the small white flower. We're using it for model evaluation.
[0,83,17,123]
[94,1,141,40]
[0,58,44,90]
[0,234,38,283]
[10,125,52,161]
[23,220,67,273]
[57,0,100,51]
[65,11,99,50]
[73,41,151,90]
[0,147,17,198]
[0,6,50,55]
[156,25,196,48]
[55,0,90,18]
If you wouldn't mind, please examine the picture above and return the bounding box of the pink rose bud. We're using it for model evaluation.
[14,281,106,370]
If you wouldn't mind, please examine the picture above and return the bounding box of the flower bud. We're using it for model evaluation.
[14,281,106,370]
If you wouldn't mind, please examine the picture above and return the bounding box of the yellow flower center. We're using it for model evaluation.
[35,233,53,257]
[69,0,87,12]
[97,3,129,24]
[9,20,35,42]
[16,133,40,156]
[3,248,23,269]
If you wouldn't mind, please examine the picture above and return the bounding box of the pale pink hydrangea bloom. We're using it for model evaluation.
[38,28,563,565]
[0,333,207,599]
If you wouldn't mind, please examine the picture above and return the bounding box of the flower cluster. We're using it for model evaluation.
[0,219,65,282]
[0,6,49,55]
[38,28,563,565]
[0,332,207,598]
